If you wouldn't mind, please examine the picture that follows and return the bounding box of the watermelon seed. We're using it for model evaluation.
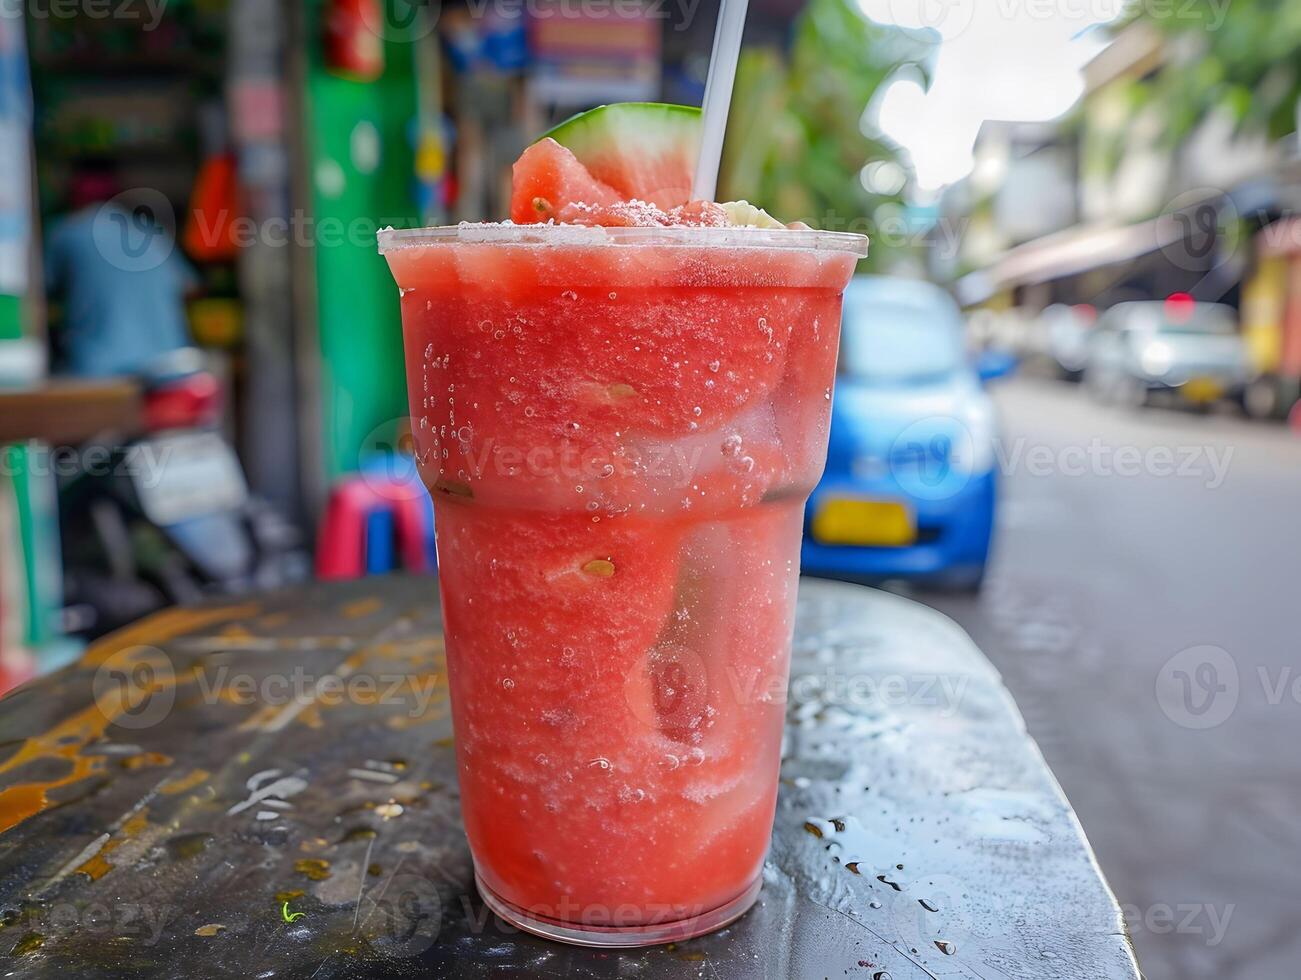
[583,559,616,578]
[532,196,552,214]
[608,383,637,400]
[433,479,473,499]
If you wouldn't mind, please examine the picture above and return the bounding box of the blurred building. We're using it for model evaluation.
[937,20,1301,351]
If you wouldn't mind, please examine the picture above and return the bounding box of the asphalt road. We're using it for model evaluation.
[919,376,1301,980]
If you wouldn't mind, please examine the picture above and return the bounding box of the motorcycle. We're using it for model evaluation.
[59,348,308,638]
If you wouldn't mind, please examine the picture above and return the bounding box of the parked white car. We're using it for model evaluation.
[1084,297,1250,408]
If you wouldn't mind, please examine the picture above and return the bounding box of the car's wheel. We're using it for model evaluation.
[1086,367,1140,407]
[925,566,986,595]
[1084,367,1109,402]
[1243,376,1283,420]
[1114,374,1149,409]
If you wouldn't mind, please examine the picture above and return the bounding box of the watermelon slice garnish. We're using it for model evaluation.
[512,103,702,222]
[544,102,701,208]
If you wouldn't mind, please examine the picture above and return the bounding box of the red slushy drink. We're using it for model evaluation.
[380,107,866,946]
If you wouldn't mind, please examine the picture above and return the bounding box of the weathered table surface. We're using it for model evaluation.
[0,577,1140,979]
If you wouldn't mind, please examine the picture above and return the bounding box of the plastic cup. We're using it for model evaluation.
[380,223,867,946]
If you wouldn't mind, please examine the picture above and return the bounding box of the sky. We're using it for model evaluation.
[858,0,1125,192]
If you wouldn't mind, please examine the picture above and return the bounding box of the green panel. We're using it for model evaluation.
[305,0,420,478]
[3,443,62,649]
[0,295,19,341]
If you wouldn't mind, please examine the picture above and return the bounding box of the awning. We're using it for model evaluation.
[990,211,1190,290]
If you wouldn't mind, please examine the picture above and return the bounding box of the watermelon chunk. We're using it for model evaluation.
[511,103,702,222]
[510,139,621,224]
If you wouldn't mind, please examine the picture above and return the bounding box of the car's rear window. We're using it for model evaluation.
[841,300,963,383]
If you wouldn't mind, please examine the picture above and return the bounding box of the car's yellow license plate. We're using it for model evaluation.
[812,498,916,547]
[1183,377,1223,403]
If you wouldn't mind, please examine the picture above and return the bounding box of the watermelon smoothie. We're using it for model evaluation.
[380,223,866,945]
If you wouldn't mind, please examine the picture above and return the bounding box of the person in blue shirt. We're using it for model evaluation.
[44,171,199,378]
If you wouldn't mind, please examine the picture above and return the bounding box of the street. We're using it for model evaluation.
[918,377,1301,979]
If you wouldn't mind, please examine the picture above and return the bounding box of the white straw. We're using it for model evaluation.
[691,0,751,202]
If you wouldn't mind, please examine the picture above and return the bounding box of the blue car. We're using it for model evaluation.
[801,276,1010,592]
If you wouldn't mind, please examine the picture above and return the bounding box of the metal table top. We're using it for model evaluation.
[0,576,1140,978]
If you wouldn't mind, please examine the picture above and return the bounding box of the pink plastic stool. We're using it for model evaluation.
[316,474,436,581]
[316,480,382,580]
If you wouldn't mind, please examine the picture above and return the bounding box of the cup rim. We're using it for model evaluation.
[377,223,870,257]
